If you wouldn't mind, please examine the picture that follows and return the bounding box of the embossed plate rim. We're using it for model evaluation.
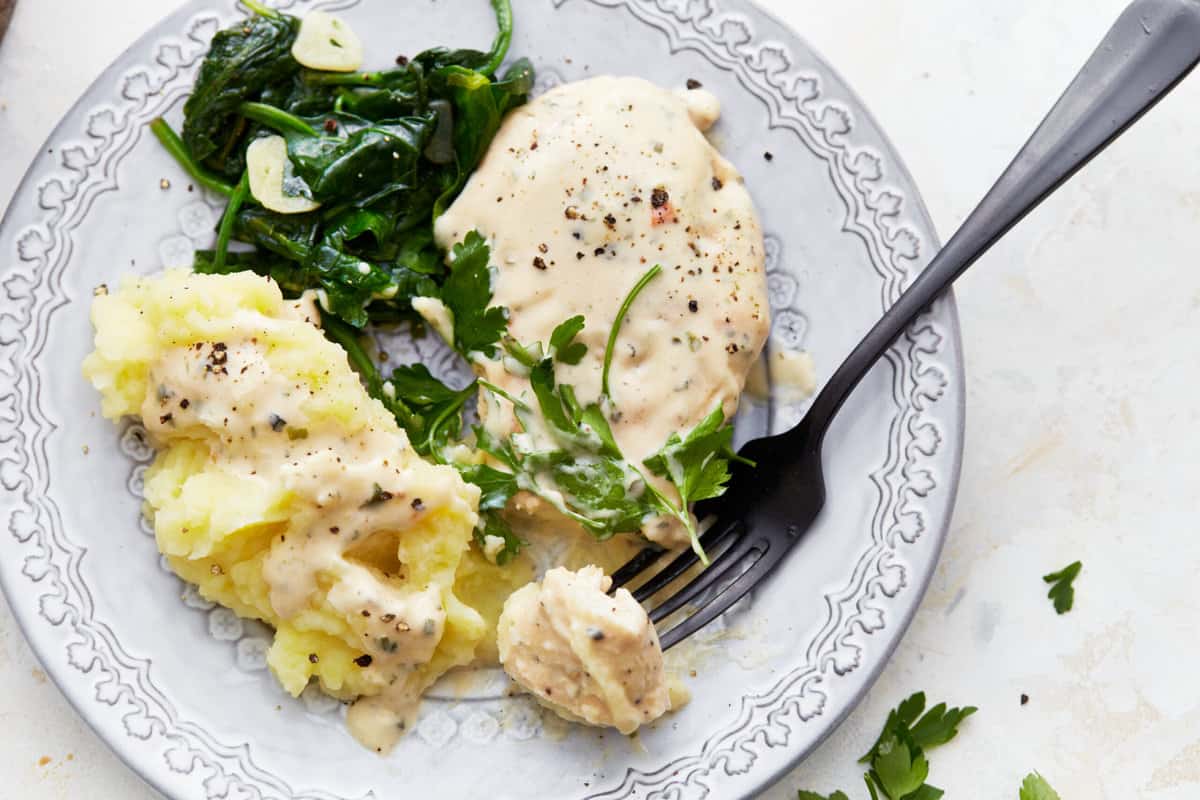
[0,0,965,797]
[746,2,963,788]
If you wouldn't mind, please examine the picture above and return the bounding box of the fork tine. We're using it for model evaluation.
[648,527,757,623]
[658,538,777,650]
[608,544,666,590]
[630,518,744,603]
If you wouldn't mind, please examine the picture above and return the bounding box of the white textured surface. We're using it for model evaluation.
[2,0,1198,797]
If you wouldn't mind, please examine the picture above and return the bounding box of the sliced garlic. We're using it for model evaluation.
[246,135,320,214]
[291,11,363,72]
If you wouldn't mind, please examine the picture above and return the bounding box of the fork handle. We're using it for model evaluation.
[800,0,1200,447]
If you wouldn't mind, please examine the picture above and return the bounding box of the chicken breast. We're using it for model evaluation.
[496,565,669,733]
[434,76,769,548]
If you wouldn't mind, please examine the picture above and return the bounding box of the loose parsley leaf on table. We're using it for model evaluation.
[798,698,1066,800]
[868,733,935,800]
[859,692,977,763]
[1042,560,1081,614]
[801,692,975,800]
[1018,772,1062,800]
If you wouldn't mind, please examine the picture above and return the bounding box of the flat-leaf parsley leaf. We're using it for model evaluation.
[803,692,974,800]
[642,403,751,563]
[439,230,509,358]
[1042,560,1082,614]
[1019,772,1062,800]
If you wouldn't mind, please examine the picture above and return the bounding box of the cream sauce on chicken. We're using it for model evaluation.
[434,76,769,548]
[497,565,669,733]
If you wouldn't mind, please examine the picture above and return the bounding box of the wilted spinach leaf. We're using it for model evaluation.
[228,207,395,328]
[182,6,300,177]
[240,104,437,209]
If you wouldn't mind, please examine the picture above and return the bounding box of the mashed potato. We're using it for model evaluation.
[83,270,485,752]
[497,566,670,733]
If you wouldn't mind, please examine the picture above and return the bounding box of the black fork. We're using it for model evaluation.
[611,0,1200,650]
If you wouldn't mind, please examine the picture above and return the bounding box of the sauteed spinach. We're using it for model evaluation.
[152,0,530,328]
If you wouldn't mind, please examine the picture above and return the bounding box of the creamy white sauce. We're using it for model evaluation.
[435,76,770,548]
[497,565,670,733]
[746,347,817,402]
[674,87,720,132]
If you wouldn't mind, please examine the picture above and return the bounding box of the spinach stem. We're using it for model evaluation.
[148,118,235,197]
[213,172,251,273]
[601,264,662,400]
[241,0,278,19]
[484,0,514,77]
[238,102,316,136]
[302,68,393,87]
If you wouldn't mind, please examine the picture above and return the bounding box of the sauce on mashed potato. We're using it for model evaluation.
[84,270,485,753]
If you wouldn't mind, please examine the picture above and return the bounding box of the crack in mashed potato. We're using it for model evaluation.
[83,270,485,753]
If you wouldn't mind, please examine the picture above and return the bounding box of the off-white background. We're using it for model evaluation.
[2,0,1197,797]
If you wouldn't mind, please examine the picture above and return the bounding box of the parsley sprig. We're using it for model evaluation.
[480,264,748,562]
[330,238,749,565]
[799,692,976,800]
[479,317,653,539]
[595,264,751,563]
[1018,772,1061,800]
[641,404,750,564]
[798,695,1065,800]
[601,264,661,398]
[1042,560,1081,614]
[438,230,510,359]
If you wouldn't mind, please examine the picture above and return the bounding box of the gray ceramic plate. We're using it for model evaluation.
[0,0,963,797]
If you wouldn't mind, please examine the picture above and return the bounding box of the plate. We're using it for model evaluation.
[0,0,963,797]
